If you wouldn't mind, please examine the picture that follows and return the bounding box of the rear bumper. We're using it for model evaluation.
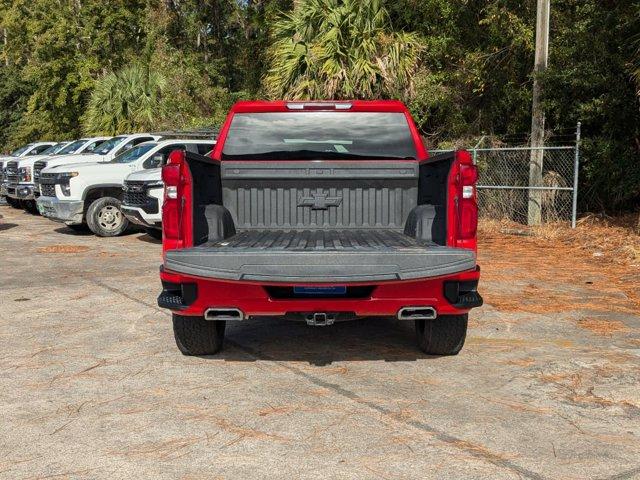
[36,196,84,225]
[158,266,482,318]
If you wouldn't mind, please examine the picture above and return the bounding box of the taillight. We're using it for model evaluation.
[459,198,478,239]
[162,162,181,185]
[162,151,185,241]
[456,151,478,241]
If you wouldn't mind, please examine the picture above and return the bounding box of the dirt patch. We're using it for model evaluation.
[480,214,640,266]
[503,357,536,367]
[569,391,639,410]
[257,405,296,417]
[577,318,629,336]
[484,283,580,314]
[36,245,90,254]
[485,287,638,316]
[478,218,640,316]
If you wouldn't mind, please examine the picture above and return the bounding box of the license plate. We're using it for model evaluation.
[293,286,347,296]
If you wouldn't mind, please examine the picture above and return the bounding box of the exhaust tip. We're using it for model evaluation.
[204,308,244,321]
[397,306,437,321]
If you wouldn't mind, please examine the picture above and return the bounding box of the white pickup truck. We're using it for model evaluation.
[33,133,159,178]
[120,167,164,236]
[1,142,58,204]
[121,144,216,235]
[4,142,70,211]
[32,137,111,190]
[0,142,58,164]
[37,139,215,236]
[5,139,111,212]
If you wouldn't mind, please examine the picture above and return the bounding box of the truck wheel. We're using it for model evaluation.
[6,197,20,209]
[172,314,226,356]
[24,200,39,215]
[415,314,468,355]
[86,197,129,237]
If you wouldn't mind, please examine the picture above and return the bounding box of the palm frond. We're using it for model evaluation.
[264,0,423,100]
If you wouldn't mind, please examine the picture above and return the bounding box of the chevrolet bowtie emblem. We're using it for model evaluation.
[298,192,343,210]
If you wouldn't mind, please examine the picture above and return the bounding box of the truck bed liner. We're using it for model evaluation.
[165,229,476,283]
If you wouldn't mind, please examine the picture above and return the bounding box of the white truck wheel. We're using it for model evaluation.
[86,197,129,237]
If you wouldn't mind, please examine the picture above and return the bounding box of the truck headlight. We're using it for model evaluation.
[18,166,32,182]
[57,172,78,197]
[56,171,78,180]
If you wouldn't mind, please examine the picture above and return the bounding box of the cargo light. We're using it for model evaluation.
[286,102,352,110]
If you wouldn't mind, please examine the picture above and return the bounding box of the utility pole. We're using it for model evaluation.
[527,0,550,225]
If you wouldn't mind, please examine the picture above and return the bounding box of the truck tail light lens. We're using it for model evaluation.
[162,163,180,186]
[460,164,478,185]
[459,198,478,239]
[162,151,185,241]
[456,151,478,241]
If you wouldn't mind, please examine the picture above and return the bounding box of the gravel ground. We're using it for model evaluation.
[1,205,639,480]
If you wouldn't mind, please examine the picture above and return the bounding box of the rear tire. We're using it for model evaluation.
[173,314,226,356]
[415,314,468,355]
[86,197,129,237]
[6,197,20,209]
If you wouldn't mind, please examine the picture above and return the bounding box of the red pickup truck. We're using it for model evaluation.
[158,100,482,356]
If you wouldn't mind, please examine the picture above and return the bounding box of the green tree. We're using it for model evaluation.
[388,0,536,142]
[82,63,166,135]
[389,0,640,211]
[541,0,640,211]
[263,0,423,100]
[0,0,148,144]
[0,66,30,150]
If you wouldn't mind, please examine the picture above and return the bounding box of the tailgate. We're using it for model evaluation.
[164,230,476,283]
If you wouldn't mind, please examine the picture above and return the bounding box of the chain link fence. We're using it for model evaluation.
[474,145,578,226]
[432,124,581,227]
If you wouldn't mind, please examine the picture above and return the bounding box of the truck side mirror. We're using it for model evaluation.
[145,153,165,169]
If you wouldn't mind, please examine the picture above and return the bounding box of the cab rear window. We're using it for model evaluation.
[221,112,417,160]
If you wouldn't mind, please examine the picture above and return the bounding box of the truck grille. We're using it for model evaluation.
[40,184,56,197]
[123,181,150,206]
[33,160,48,182]
[0,161,4,182]
[5,161,19,183]
[123,191,148,206]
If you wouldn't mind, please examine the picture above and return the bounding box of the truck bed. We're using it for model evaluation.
[164,229,476,283]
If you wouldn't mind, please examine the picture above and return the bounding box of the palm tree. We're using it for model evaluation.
[263,0,423,100]
[83,63,166,135]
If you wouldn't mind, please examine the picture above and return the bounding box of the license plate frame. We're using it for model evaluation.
[293,286,347,296]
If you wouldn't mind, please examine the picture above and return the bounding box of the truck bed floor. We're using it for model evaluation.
[208,229,425,250]
[165,229,476,283]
